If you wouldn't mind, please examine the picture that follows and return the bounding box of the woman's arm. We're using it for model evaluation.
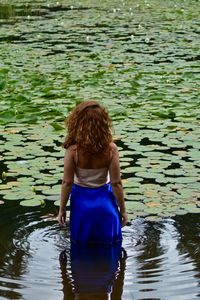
[109,143,128,227]
[58,147,75,225]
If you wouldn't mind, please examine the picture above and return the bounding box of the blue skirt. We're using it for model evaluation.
[70,183,122,244]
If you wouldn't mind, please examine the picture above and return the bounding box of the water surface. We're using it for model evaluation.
[0,1,200,299]
[0,202,199,299]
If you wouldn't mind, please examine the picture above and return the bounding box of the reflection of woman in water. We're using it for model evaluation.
[58,101,128,243]
[59,243,127,300]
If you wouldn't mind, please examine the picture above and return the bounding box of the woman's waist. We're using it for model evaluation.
[73,178,110,188]
[74,173,110,188]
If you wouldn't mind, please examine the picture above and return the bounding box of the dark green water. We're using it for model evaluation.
[0,1,200,299]
[0,202,200,299]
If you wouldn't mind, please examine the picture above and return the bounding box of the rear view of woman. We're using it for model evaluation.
[58,101,128,244]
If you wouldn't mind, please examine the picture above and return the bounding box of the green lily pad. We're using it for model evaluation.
[180,204,200,213]
[175,209,187,215]
[42,187,60,195]
[46,195,59,201]
[126,212,138,221]
[125,194,144,201]
[120,162,131,167]
[122,167,146,173]
[144,206,164,215]
[125,186,143,194]
[3,193,31,200]
[163,169,185,176]
[54,200,60,206]
[125,201,146,211]
[123,177,143,185]
[145,215,162,222]
[20,199,44,207]
[33,185,50,192]
[0,184,13,190]
[135,171,164,179]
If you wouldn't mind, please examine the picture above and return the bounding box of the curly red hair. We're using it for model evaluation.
[63,101,113,154]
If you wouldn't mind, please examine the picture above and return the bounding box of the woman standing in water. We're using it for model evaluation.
[58,100,128,244]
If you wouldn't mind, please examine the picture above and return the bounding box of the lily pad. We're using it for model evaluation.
[0,184,13,190]
[180,204,200,213]
[54,200,60,206]
[125,201,146,211]
[145,215,162,222]
[20,199,44,207]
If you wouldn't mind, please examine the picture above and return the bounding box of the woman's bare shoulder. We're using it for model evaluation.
[109,142,118,151]
[66,144,77,151]
[65,145,77,157]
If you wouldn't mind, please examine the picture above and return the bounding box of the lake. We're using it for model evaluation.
[0,0,200,299]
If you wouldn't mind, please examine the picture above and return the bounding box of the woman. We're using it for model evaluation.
[58,101,128,244]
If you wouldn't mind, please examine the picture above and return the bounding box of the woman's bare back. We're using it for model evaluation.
[73,143,115,169]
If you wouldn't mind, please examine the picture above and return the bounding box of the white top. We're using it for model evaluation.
[62,143,121,189]
[74,167,110,188]
[74,148,111,188]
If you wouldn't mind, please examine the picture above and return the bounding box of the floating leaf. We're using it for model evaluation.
[125,201,146,211]
[145,216,162,222]
[144,190,160,198]
[122,166,145,173]
[46,195,59,201]
[20,199,44,207]
[145,202,161,208]
[0,184,13,190]
[3,190,37,200]
[125,194,144,201]
[180,204,200,213]
[50,122,64,131]
[54,200,60,206]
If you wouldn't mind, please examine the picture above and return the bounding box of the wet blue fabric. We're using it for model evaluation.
[70,242,122,293]
[70,183,122,244]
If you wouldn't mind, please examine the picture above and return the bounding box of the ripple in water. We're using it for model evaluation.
[0,207,200,300]
[122,218,200,300]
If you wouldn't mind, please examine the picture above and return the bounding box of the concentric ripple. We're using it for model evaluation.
[0,204,199,300]
[122,218,200,300]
